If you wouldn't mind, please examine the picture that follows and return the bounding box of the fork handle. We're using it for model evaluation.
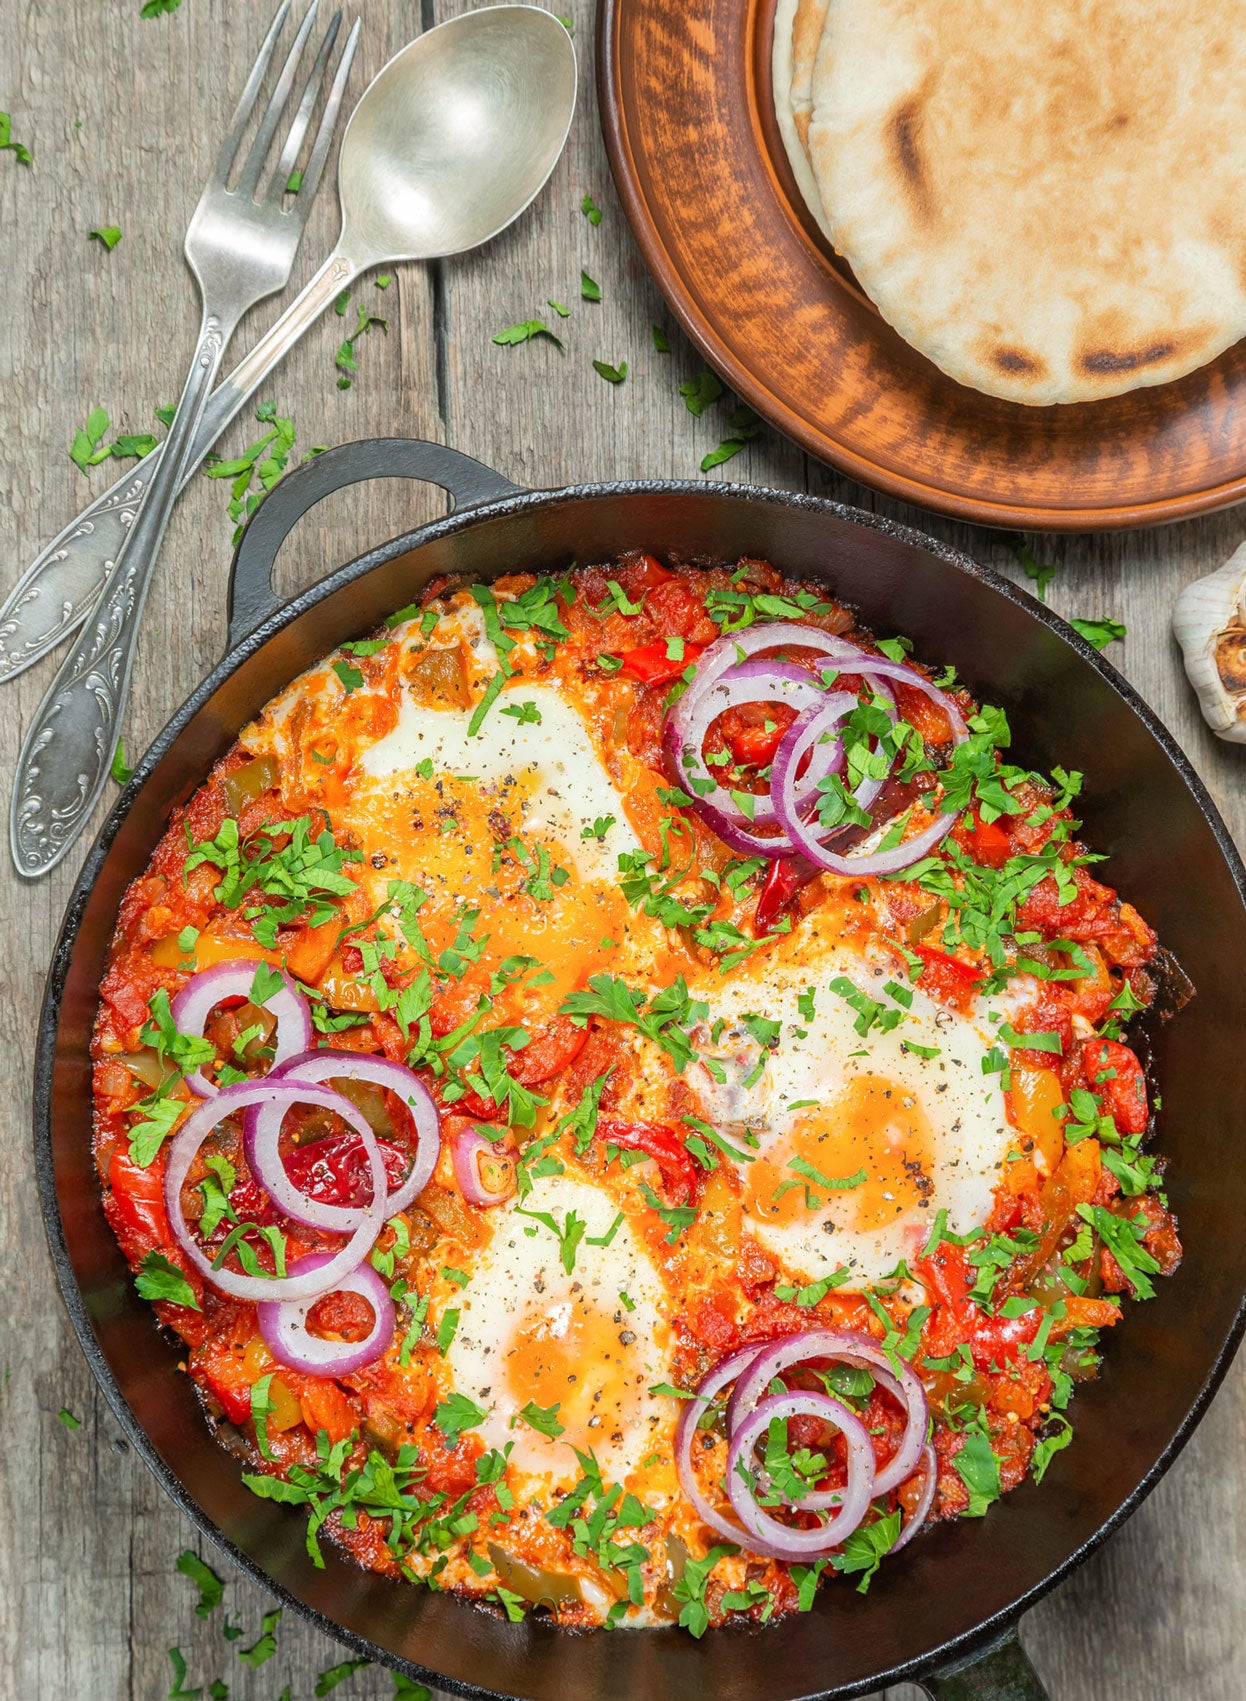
[0,250,356,684]
[10,315,233,878]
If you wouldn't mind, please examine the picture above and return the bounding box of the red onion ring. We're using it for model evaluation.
[248,1049,440,1228]
[889,1441,938,1553]
[665,622,969,874]
[451,1127,516,1207]
[725,1328,929,1496]
[164,1081,386,1302]
[668,660,828,829]
[257,1251,394,1377]
[674,1342,773,1547]
[725,1391,876,1558]
[171,960,311,1098]
[237,1078,387,1232]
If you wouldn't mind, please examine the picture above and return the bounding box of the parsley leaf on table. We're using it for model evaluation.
[89,224,122,250]
[1070,615,1126,651]
[593,358,627,383]
[0,111,32,164]
[679,369,723,416]
[110,738,133,784]
[581,191,602,224]
[176,1550,224,1617]
[493,317,563,349]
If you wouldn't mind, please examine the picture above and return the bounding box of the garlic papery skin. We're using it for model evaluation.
[1173,542,1246,744]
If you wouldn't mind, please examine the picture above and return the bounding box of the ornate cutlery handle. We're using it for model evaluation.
[0,251,354,684]
[10,318,230,878]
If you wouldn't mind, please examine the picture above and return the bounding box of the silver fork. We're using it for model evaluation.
[11,0,357,879]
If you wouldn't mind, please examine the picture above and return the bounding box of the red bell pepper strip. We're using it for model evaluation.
[616,641,705,685]
[598,1117,699,1205]
[754,857,811,937]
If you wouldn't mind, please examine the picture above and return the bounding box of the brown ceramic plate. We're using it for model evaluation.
[598,0,1246,530]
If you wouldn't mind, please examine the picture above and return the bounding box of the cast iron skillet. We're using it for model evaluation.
[36,438,1246,1701]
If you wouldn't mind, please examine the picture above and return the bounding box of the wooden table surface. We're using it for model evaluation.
[3,3,1244,1697]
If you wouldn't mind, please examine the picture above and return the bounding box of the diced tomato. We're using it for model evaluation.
[894,681,955,745]
[645,578,718,644]
[617,640,704,685]
[720,700,798,768]
[685,1289,738,1350]
[1080,1038,1148,1134]
[953,811,1012,869]
[598,1117,701,1206]
[916,1244,1040,1369]
[618,553,674,594]
[913,945,984,1012]
[755,857,812,937]
[297,1378,359,1445]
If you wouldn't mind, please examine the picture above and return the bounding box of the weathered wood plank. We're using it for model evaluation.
[2,0,1245,1695]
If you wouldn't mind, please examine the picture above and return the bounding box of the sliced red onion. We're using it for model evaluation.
[670,623,868,741]
[725,1328,929,1497]
[889,1441,938,1553]
[669,660,828,828]
[257,1251,394,1377]
[171,960,311,1097]
[674,1342,771,1547]
[451,1127,516,1207]
[239,1078,388,1232]
[725,1391,875,1558]
[833,655,969,743]
[254,1049,440,1225]
[164,1081,386,1302]
[666,622,969,876]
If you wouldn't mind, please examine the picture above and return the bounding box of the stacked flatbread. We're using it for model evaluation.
[772,0,1246,406]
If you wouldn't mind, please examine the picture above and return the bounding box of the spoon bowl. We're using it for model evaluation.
[339,4,577,264]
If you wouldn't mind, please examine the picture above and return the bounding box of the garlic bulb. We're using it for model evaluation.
[1172,542,1246,743]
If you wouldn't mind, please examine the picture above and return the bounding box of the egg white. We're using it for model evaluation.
[441,1174,676,1494]
[689,946,1015,1286]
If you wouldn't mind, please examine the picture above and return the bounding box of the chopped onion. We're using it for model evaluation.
[256,1049,441,1224]
[451,1127,516,1207]
[257,1251,394,1377]
[170,960,311,1097]
[164,1081,386,1303]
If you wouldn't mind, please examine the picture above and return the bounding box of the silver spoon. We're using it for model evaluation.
[0,3,577,690]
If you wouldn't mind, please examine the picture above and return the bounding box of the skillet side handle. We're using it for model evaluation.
[225,438,524,650]
[920,1625,1051,1701]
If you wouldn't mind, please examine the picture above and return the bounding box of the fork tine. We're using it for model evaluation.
[234,0,321,200]
[267,9,343,199]
[292,16,361,210]
[212,0,293,185]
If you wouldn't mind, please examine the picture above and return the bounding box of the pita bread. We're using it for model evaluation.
[772,0,835,243]
[806,0,1246,405]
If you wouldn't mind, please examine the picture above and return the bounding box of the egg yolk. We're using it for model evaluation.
[747,1074,937,1230]
[502,1292,646,1458]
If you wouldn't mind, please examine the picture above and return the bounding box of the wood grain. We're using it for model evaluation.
[1,0,1245,1696]
[599,0,1246,531]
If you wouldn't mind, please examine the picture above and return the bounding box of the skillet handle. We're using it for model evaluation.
[225,437,523,650]
[920,1625,1050,1701]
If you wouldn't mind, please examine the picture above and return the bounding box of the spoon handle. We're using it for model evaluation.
[0,249,357,685]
